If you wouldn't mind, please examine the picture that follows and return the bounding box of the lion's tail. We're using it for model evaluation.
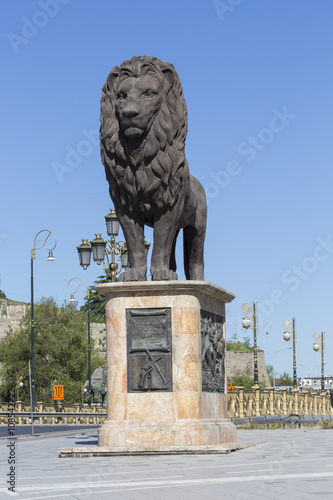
[183,228,191,280]
[170,230,179,274]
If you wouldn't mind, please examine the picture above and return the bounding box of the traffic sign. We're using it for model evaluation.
[53,385,64,400]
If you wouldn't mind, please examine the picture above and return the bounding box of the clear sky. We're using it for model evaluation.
[1,0,333,380]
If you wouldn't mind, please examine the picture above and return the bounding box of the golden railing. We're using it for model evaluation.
[227,387,333,418]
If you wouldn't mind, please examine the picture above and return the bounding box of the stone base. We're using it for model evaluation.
[59,441,259,457]
[98,417,237,451]
[92,281,237,453]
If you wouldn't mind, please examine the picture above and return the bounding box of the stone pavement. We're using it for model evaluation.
[1,428,333,499]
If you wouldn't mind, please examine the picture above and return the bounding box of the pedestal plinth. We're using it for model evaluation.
[95,281,237,453]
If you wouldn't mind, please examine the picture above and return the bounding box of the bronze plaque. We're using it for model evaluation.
[126,308,172,392]
[201,310,225,393]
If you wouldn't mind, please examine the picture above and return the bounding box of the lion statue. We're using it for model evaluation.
[100,55,207,281]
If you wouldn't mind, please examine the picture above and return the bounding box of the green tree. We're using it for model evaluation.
[0,290,6,300]
[227,374,265,389]
[226,341,253,352]
[0,297,105,404]
[81,274,112,322]
[242,336,252,348]
[275,371,293,386]
[266,363,274,385]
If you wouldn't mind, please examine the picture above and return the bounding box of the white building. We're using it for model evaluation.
[299,376,333,391]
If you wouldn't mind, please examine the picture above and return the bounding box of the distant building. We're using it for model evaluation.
[298,376,333,391]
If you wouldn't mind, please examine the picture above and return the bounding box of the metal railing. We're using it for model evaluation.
[0,410,107,425]
[228,387,333,418]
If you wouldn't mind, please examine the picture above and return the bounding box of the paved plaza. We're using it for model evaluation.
[1,427,333,499]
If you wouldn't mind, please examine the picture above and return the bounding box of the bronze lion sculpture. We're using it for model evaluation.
[100,55,207,281]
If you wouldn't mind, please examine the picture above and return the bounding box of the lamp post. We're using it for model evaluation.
[67,277,92,406]
[241,302,271,386]
[283,318,298,388]
[76,208,150,281]
[266,347,293,388]
[313,331,325,394]
[30,229,56,414]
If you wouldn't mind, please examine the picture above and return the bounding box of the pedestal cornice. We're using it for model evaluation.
[95,280,235,304]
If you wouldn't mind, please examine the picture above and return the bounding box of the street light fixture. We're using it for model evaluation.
[30,229,56,414]
[17,381,23,401]
[76,208,150,282]
[67,277,92,406]
[313,331,325,395]
[241,302,271,386]
[283,318,298,388]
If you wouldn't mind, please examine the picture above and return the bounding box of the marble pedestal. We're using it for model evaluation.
[93,281,237,453]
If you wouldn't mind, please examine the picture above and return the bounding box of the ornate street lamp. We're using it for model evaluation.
[241,302,271,386]
[313,331,325,395]
[30,230,56,415]
[283,318,298,388]
[76,208,150,282]
[67,277,92,406]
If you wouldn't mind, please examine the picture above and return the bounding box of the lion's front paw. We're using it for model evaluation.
[118,269,147,282]
[151,268,178,281]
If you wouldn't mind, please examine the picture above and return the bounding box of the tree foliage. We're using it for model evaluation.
[0,297,105,404]
[226,341,253,352]
[275,371,293,386]
[266,363,274,384]
[227,374,265,389]
[81,274,112,322]
[0,289,7,300]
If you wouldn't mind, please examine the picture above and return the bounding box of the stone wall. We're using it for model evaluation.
[226,350,270,386]
[0,301,28,340]
[90,322,106,354]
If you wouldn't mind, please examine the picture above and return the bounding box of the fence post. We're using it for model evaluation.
[16,401,23,424]
[268,387,275,415]
[313,393,318,415]
[303,391,309,415]
[323,394,330,415]
[281,388,288,415]
[91,403,97,424]
[292,388,299,415]
[236,386,244,418]
[252,385,260,417]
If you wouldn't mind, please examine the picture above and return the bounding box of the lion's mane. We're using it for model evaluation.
[100,56,190,212]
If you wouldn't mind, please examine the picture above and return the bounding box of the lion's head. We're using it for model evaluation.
[100,56,190,213]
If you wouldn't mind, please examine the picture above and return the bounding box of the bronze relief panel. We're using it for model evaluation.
[126,308,172,392]
[201,310,225,393]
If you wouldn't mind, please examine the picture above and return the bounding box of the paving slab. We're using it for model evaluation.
[1,428,333,499]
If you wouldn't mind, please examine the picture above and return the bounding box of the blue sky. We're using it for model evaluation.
[1,0,333,379]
